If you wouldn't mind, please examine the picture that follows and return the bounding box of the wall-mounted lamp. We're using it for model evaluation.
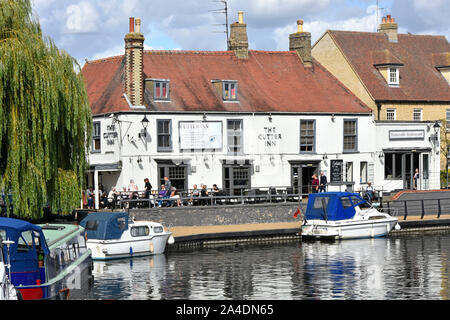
[138,115,149,138]
[137,156,143,164]
[203,113,207,122]
[429,121,440,144]
[331,114,335,122]
[379,151,384,159]
[322,153,328,160]
[268,113,273,123]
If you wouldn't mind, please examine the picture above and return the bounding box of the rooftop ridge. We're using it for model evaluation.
[330,29,449,39]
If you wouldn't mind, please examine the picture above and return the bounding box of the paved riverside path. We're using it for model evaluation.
[168,216,450,239]
[170,221,302,238]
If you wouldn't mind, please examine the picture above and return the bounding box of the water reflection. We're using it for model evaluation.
[88,232,450,300]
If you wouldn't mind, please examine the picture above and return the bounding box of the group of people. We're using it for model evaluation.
[188,183,221,206]
[311,171,328,193]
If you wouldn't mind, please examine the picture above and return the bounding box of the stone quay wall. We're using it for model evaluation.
[130,203,300,227]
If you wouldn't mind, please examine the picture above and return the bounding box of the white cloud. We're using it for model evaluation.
[272,4,378,50]
[65,2,100,34]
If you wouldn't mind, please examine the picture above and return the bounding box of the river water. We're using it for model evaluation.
[85,231,449,300]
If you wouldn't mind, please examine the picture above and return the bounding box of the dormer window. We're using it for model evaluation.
[388,67,399,87]
[437,67,450,85]
[145,79,170,101]
[223,81,238,101]
[212,80,239,102]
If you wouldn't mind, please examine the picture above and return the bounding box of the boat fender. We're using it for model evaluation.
[395,223,401,230]
[168,235,175,245]
[129,247,133,256]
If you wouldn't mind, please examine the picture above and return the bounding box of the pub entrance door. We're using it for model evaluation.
[291,162,319,195]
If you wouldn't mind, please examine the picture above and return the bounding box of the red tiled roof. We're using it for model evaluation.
[82,49,371,115]
[328,30,450,102]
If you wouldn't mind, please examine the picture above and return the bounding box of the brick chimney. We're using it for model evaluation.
[124,17,145,106]
[228,11,249,59]
[289,19,312,67]
[378,14,398,43]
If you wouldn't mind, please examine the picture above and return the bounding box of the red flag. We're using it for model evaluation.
[293,207,300,218]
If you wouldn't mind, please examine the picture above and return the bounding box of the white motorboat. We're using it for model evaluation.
[80,212,174,260]
[300,192,400,240]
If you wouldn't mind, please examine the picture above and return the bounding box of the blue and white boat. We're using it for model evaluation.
[80,212,174,260]
[0,217,93,300]
[301,192,400,240]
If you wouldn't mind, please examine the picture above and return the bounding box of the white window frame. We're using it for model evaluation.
[413,108,422,121]
[446,109,450,131]
[388,67,399,87]
[386,108,396,120]
[91,121,101,153]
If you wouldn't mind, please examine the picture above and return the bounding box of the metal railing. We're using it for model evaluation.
[379,197,450,220]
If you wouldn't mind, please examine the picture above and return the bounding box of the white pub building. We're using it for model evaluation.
[82,15,440,209]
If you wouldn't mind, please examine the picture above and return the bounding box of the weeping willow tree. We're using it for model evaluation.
[0,0,92,219]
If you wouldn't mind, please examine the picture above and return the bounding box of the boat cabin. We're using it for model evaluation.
[305,192,369,221]
[0,218,49,298]
[0,217,91,299]
[80,212,130,240]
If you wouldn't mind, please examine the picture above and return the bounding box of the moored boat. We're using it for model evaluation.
[80,211,174,260]
[301,192,400,240]
[0,217,93,300]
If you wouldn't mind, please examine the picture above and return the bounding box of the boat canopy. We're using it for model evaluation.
[80,211,129,240]
[0,217,49,256]
[305,192,366,221]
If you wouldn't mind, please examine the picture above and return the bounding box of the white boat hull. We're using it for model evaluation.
[88,232,172,260]
[301,217,399,240]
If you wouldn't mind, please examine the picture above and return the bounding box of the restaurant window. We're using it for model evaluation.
[227,119,243,154]
[384,153,403,179]
[345,162,353,182]
[343,119,357,152]
[92,121,101,152]
[223,81,238,101]
[300,120,315,153]
[223,164,251,196]
[154,80,170,101]
[386,109,396,120]
[360,161,368,183]
[157,119,172,152]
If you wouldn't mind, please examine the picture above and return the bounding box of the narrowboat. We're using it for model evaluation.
[80,211,174,260]
[301,192,400,240]
[0,217,93,300]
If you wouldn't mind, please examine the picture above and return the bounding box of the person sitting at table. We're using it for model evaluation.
[190,184,200,206]
[157,185,167,207]
[168,187,181,207]
[107,187,117,209]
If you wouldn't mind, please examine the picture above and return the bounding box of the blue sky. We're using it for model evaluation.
[30,0,449,66]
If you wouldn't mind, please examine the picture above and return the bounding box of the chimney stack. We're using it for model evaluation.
[124,17,145,106]
[378,14,398,43]
[289,19,312,67]
[228,11,249,59]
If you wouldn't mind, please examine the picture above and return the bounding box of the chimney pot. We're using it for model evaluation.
[238,11,244,24]
[135,18,141,33]
[382,17,386,23]
[129,17,135,33]
[297,19,303,33]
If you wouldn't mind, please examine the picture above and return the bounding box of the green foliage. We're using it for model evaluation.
[0,0,92,218]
